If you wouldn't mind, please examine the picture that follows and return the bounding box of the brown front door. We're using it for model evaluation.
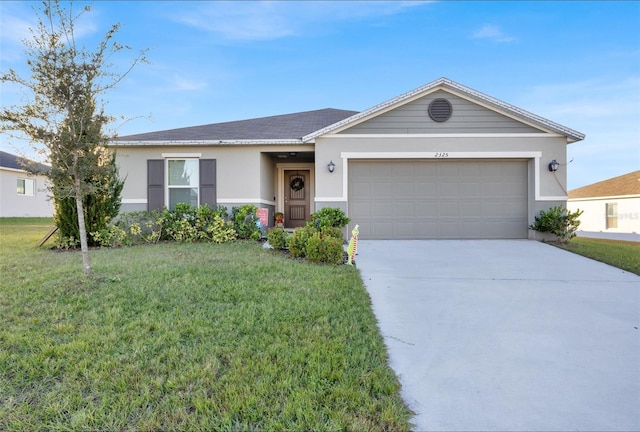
[284,170,310,228]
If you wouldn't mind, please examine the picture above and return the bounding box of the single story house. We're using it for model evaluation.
[113,77,585,239]
[568,171,640,240]
[0,150,53,217]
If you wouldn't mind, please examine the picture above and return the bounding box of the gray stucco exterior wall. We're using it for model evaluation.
[340,90,541,135]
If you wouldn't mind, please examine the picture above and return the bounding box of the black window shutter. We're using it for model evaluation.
[147,159,164,211]
[200,159,217,208]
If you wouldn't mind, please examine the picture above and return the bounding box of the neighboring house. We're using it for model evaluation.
[568,171,640,241]
[113,77,585,239]
[0,150,53,217]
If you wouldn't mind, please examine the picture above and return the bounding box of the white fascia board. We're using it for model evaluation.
[440,82,585,143]
[324,133,559,139]
[123,198,278,205]
[340,151,542,159]
[302,82,446,142]
[112,139,303,146]
[568,195,640,202]
[303,77,584,143]
[162,153,202,158]
[315,197,348,202]
[220,198,276,206]
[1,166,28,174]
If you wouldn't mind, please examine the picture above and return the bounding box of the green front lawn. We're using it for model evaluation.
[0,218,413,431]
[554,236,640,275]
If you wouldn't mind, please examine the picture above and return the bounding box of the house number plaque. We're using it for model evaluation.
[434,152,449,158]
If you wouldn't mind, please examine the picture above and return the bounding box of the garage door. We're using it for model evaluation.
[348,160,528,239]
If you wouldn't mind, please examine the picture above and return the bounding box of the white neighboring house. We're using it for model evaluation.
[567,170,640,241]
[0,150,54,217]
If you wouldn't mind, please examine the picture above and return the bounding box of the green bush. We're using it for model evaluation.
[309,207,350,229]
[92,206,236,246]
[159,203,194,241]
[114,211,162,244]
[267,227,289,250]
[305,232,344,265]
[232,204,260,240]
[321,226,345,241]
[289,225,316,258]
[91,225,129,247]
[53,154,124,247]
[530,205,583,243]
[196,204,229,223]
[208,215,237,243]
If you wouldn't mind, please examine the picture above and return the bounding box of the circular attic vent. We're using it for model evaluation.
[428,98,453,122]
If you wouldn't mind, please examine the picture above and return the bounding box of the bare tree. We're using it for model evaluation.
[1,0,146,275]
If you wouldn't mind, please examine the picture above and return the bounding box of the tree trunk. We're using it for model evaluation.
[75,182,91,276]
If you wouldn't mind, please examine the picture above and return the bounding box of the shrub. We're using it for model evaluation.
[232,204,260,240]
[305,232,344,265]
[309,207,350,230]
[321,226,345,241]
[289,225,316,258]
[530,205,583,243]
[158,204,237,243]
[267,227,289,250]
[208,215,237,243]
[114,211,162,244]
[167,218,199,243]
[91,225,129,247]
[160,203,195,241]
[54,235,79,250]
[53,152,124,247]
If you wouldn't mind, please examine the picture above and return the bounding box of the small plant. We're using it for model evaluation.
[208,215,237,243]
[267,227,289,250]
[289,225,316,258]
[309,207,350,229]
[321,226,345,241]
[305,232,344,265]
[54,235,79,250]
[114,211,163,244]
[232,204,260,240]
[530,205,583,243]
[91,225,129,247]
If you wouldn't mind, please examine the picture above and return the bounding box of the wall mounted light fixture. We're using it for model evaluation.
[548,160,559,172]
[327,160,335,173]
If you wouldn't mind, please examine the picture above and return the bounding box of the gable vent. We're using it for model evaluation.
[428,98,453,122]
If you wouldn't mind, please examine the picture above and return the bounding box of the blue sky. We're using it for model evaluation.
[1,1,638,189]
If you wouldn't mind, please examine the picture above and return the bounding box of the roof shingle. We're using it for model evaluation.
[0,151,50,173]
[568,171,640,199]
[116,108,358,142]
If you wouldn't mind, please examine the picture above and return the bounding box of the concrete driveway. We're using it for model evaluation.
[356,240,640,432]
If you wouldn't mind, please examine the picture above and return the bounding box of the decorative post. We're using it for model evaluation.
[347,224,359,266]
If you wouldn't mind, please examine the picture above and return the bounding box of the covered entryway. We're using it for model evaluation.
[284,169,310,228]
[348,159,528,239]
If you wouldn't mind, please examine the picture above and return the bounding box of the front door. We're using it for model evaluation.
[284,170,310,228]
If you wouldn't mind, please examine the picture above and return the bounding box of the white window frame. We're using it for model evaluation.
[606,202,618,229]
[165,158,200,209]
[17,178,35,196]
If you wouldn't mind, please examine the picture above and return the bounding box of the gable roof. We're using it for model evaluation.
[114,77,584,146]
[302,77,585,143]
[0,150,50,173]
[568,171,640,199]
[116,108,357,144]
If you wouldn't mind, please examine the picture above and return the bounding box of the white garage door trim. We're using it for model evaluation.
[348,159,529,239]
[338,151,564,202]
